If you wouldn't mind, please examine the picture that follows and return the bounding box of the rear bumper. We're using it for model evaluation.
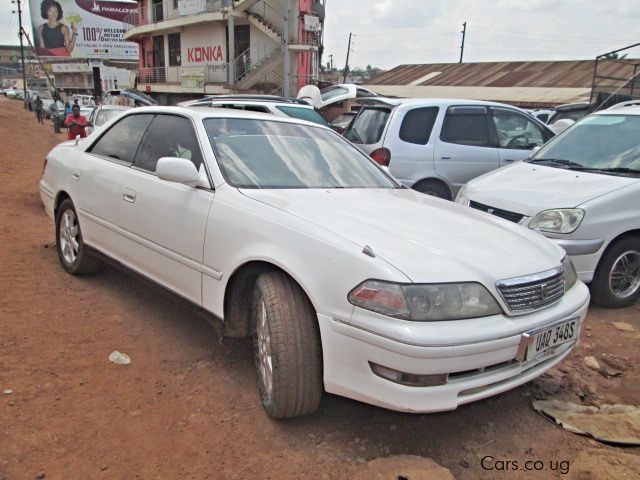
[39,182,55,220]
[319,282,590,413]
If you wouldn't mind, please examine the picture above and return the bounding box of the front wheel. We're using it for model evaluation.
[253,271,323,418]
[55,199,101,275]
[591,236,640,308]
[413,180,451,200]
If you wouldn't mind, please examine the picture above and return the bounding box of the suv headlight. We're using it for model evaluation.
[348,280,502,321]
[528,209,584,234]
[455,184,470,205]
[562,256,578,291]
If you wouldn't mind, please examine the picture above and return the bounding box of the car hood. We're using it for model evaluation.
[240,188,563,284]
[467,162,638,216]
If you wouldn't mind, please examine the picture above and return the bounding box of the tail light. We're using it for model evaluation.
[370,147,391,166]
[43,157,48,174]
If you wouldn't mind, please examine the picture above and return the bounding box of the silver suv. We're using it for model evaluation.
[344,98,554,199]
[178,95,328,126]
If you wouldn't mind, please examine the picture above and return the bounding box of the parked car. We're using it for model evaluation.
[547,102,590,126]
[86,105,132,135]
[329,111,356,134]
[5,89,18,98]
[40,106,589,418]
[456,106,640,308]
[527,108,554,124]
[179,95,328,126]
[343,98,555,199]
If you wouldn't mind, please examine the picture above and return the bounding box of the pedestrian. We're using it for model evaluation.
[34,95,44,123]
[64,104,87,140]
[49,100,61,133]
[64,101,72,116]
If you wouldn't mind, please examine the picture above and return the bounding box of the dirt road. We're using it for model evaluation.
[0,97,638,479]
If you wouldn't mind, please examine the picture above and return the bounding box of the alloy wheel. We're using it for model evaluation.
[59,209,80,264]
[609,250,640,298]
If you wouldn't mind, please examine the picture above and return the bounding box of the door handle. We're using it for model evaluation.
[122,189,136,203]
[503,159,515,163]
[440,156,452,160]
[72,171,80,180]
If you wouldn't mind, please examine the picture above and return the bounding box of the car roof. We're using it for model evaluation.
[122,105,330,128]
[97,105,131,110]
[594,105,640,115]
[356,97,532,109]
[197,99,315,109]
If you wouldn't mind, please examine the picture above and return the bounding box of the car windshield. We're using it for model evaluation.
[531,114,640,174]
[275,105,328,126]
[203,118,398,189]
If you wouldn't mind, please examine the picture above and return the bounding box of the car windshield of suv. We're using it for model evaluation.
[204,118,398,189]
[275,105,328,126]
[531,114,640,174]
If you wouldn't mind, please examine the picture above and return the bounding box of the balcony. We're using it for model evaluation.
[123,0,225,40]
[138,64,230,94]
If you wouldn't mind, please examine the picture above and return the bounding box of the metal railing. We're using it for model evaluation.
[246,0,284,37]
[139,64,229,85]
[233,38,281,82]
[124,0,224,30]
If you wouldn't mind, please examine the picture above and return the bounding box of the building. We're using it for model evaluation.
[123,0,323,104]
[365,59,640,108]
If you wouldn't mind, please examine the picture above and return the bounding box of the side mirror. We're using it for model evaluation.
[156,157,202,186]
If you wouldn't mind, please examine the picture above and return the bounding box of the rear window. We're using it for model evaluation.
[276,105,328,126]
[344,107,391,144]
[399,107,439,145]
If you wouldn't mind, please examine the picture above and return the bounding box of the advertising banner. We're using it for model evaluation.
[30,0,139,60]
[178,0,206,17]
[180,66,205,89]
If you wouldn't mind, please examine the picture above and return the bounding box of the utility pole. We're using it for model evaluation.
[12,0,28,107]
[459,21,467,64]
[283,0,291,97]
[329,54,333,70]
[342,32,352,83]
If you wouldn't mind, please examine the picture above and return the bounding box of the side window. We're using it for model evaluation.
[399,107,439,145]
[344,107,391,144]
[133,115,204,173]
[95,112,106,126]
[242,105,270,113]
[88,114,155,164]
[440,106,492,147]
[492,108,545,149]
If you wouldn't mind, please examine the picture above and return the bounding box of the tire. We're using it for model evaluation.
[252,271,323,418]
[413,180,451,200]
[55,199,101,275]
[591,236,640,308]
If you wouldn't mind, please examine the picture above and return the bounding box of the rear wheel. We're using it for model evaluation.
[591,236,640,308]
[413,180,451,200]
[55,199,101,275]
[252,271,322,418]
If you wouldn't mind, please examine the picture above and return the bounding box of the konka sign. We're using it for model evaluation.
[187,46,224,63]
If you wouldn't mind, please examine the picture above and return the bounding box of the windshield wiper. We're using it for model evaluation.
[528,158,586,168]
[567,166,640,175]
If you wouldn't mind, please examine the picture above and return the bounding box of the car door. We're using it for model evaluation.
[116,113,214,304]
[383,106,439,184]
[491,107,553,166]
[434,105,499,192]
[78,113,155,258]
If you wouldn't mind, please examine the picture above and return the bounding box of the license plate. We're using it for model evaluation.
[516,317,580,362]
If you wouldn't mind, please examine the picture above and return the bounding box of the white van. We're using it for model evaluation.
[456,106,640,308]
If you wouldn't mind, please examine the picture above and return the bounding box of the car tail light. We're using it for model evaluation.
[370,147,391,166]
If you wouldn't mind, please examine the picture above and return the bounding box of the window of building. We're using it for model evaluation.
[168,33,181,67]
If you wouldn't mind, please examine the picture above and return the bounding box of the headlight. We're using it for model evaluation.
[528,209,584,234]
[562,256,578,290]
[348,280,502,321]
[455,184,470,205]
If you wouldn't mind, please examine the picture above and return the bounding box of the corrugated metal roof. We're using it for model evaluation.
[369,59,639,89]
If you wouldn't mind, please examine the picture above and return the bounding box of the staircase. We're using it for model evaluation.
[233,0,284,90]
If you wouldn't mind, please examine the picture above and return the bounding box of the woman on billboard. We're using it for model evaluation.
[36,0,77,56]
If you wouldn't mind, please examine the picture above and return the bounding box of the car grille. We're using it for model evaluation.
[469,201,524,223]
[496,267,565,313]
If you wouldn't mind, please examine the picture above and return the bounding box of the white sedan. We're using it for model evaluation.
[40,107,590,418]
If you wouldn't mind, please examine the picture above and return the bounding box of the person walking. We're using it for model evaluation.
[34,95,44,123]
[64,104,87,140]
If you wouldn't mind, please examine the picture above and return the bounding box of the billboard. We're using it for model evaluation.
[30,0,139,60]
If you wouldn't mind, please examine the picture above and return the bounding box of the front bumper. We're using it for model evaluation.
[547,238,605,284]
[318,281,590,413]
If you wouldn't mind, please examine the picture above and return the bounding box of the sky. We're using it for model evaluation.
[2,0,640,69]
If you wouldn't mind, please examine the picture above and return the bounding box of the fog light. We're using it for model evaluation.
[369,362,448,387]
